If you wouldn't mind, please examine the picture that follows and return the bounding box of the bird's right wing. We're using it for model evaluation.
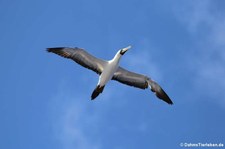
[47,47,107,75]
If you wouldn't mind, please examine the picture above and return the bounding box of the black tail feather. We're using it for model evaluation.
[91,85,105,100]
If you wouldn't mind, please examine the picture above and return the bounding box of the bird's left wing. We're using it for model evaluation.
[112,67,173,104]
[47,47,107,75]
[112,67,149,89]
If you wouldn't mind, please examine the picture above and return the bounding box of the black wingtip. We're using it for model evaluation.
[148,80,173,105]
[156,88,173,105]
[46,47,72,58]
[46,47,65,52]
[46,48,50,52]
[46,48,54,52]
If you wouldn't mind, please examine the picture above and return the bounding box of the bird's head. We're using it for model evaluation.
[119,45,131,55]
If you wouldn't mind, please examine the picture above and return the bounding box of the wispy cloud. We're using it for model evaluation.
[48,80,132,149]
[48,78,155,149]
[173,1,212,33]
[173,0,225,48]
[172,0,225,105]
[49,81,103,149]
[123,38,163,81]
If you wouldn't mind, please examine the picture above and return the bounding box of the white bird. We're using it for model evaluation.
[47,46,173,105]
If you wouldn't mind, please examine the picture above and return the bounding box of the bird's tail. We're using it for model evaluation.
[91,85,105,100]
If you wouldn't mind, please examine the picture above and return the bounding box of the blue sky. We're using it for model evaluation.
[1,0,225,148]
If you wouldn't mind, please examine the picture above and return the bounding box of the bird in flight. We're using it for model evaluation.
[47,46,173,105]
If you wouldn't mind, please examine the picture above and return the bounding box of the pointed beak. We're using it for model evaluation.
[120,45,131,55]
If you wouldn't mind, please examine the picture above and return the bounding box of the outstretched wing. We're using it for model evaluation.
[147,79,173,105]
[112,67,149,89]
[112,67,173,104]
[47,47,107,75]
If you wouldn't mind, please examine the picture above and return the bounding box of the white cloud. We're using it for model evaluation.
[123,38,163,81]
[49,81,103,149]
[59,103,103,149]
[172,0,225,105]
[173,1,212,33]
[48,77,155,149]
[194,60,225,105]
[211,19,225,48]
[173,0,225,48]
[48,78,135,149]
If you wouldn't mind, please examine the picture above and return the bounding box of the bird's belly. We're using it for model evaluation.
[98,65,118,86]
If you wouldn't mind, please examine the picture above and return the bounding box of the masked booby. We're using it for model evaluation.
[47,46,173,105]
